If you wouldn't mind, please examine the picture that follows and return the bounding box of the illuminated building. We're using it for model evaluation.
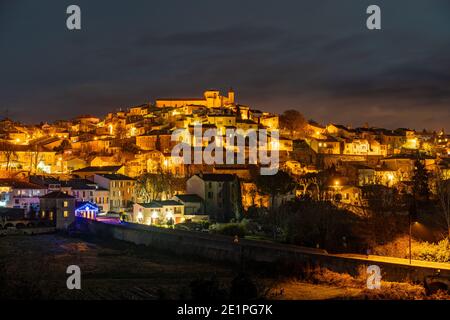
[75,202,99,220]
[156,89,235,108]
[93,173,135,213]
[133,200,184,225]
[39,191,76,230]
[186,174,242,222]
[0,179,47,215]
[172,194,207,222]
[64,179,110,213]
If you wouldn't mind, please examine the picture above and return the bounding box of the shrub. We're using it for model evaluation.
[413,238,450,263]
[309,267,439,300]
[210,223,246,237]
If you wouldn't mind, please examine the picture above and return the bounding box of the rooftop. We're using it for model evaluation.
[62,179,107,190]
[40,191,75,199]
[138,200,183,208]
[174,194,203,203]
[72,165,123,173]
[0,179,47,190]
[197,173,237,182]
[96,173,135,181]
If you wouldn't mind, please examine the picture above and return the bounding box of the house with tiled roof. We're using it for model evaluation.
[186,173,242,222]
[93,174,135,213]
[0,179,48,215]
[39,191,76,230]
[133,200,184,225]
[172,194,207,222]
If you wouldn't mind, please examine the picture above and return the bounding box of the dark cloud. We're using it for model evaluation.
[1,0,450,131]
[136,25,282,49]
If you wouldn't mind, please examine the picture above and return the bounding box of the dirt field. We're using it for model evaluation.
[0,233,239,299]
[0,233,376,300]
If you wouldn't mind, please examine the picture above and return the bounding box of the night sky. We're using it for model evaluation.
[1,0,450,131]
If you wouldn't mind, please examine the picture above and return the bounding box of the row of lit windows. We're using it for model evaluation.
[41,210,69,219]
[110,181,133,188]
[111,189,132,197]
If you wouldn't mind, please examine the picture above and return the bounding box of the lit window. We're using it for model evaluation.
[63,211,69,218]
[63,201,68,207]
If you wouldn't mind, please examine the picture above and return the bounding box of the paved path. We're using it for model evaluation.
[334,253,450,270]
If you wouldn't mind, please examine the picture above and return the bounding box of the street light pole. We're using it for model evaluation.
[408,195,417,265]
[409,212,412,265]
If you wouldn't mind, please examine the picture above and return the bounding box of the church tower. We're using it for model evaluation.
[227,88,235,104]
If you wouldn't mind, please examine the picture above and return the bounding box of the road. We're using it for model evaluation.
[335,253,450,271]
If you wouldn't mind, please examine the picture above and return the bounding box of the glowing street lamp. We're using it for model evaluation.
[166,210,174,226]
[408,198,418,265]
[151,210,158,225]
[387,173,394,186]
[166,211,174,221]
[137,211,143,223]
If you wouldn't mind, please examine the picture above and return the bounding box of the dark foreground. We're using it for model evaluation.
[0,233,240,299]
[1,233,448,300]
[0,233,363,300]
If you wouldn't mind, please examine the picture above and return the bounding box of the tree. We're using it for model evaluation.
[412,159,430,202]
[254,170,295,209]
[0,141,18,171]
[247,184,257,207]
[135,166,178,202]
[298,166,337,201]
[28,145,41,174]
[361,185,398,217]
[274,199,359,252]
[357,185,407,249]
[435,168,450,238]
[279,110,306,137]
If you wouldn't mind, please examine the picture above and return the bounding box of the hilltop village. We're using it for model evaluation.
[0,89,449,232]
